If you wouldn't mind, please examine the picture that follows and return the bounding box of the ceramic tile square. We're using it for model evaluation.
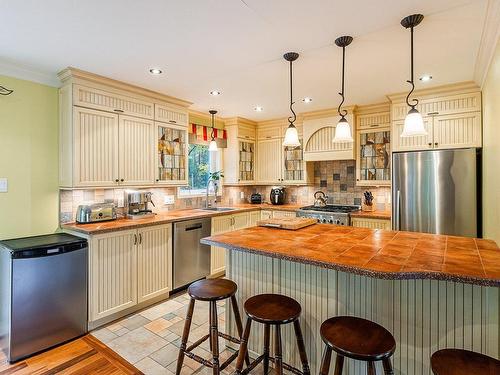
[106,327,168,364]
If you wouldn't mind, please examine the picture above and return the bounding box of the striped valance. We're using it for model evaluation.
[188,123,227,148]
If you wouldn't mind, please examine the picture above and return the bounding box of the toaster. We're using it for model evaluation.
[76,203,117,223]
[250,193,263,204]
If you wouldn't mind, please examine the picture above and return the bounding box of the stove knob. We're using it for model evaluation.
[328,219,334,224]
[322,218,327,223]
[336,219,341,225]
[317,218,321,223]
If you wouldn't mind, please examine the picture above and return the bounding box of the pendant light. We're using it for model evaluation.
[282,52,301,148]
[208,110,218,151]
[400,14,427,137]
[333,36,354,143]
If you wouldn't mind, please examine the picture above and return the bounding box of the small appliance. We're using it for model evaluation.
[76,203,116,223]
[297,204,361,225]
[250,193,263,204]
[270,186,285,205]
[125,190,155,219]
[313,191,328,208]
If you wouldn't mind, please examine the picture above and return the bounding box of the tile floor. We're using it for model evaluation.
[91,291,271,375]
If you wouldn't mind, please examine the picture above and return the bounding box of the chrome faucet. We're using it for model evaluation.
[206,178,219,208]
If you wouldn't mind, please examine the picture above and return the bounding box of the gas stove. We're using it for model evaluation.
[297,204,361,225]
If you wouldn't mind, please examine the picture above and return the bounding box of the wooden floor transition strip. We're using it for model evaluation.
[0,335,143,375]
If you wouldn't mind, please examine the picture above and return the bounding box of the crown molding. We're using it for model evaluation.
[58,67,193,108]
[301,105,356,120]
[474,0,500,87]
[223,116,257,127]
[386,81,480,102]
[355,102,391,115]
[0,59,59,87]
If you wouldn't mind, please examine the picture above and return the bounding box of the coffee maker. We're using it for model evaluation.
[124,190,155,219]
[270,186,285,205]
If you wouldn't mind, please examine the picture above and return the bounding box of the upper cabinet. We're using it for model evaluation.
[355,105,391,186]
[389,84,482,152]
[302,109,356,161]
[58,68,190,188]
[223,118,257,185]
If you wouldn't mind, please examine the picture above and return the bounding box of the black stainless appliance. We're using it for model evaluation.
[270,186,285,205]
[173,218,211,290]
[392,148,481,237]
[297,204,361,225]
[250,193,263,204]
[0,234,88,362]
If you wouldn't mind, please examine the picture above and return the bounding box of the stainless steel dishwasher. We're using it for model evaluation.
[173,217,211,290]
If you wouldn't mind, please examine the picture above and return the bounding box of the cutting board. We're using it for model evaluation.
[256,217,317,230]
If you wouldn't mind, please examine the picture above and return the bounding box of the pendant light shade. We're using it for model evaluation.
[401,14,427,137]
[283,52,301,148]
[208,110,218,151]
[333,36,354,143]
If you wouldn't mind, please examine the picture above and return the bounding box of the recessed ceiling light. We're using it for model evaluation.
[149,68,162,75]
[254,106,263,112]
[419,74,432,82]
[302,97,313,103]
[210,90,221,96]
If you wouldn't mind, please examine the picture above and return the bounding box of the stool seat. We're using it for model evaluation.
[188,278,237,301]
[321,316,396,362]
[244,293,301,324]
[431,349,500,375]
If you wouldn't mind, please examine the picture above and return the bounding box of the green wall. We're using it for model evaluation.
[0,75,59,240]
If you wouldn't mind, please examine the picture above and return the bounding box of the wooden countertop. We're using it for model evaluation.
[201,225,500,287]
[61,203,302,235]
[350,210,391,220]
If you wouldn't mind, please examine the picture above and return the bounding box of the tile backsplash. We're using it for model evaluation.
[60,160,391,223]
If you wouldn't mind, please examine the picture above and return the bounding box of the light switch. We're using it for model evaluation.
[0,178,7,193]
[164,195,175,205]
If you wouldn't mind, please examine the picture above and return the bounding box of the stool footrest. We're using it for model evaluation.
[241,354,265,375]
[184,351,214,368]
[218,331,242,345]
[186,334,210,353]
[269,356,305,375]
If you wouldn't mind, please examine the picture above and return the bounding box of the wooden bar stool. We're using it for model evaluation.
[431,349,500,375]
[234,293,311,375]
[319,316,395,375]
[175,279,249,375]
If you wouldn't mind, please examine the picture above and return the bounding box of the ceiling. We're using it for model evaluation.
[0,0,492,120]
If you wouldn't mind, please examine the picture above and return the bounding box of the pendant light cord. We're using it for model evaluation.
[405,26,419,109]
[288,59,297,126]
[337,45,348,119]
[210,112,215,141]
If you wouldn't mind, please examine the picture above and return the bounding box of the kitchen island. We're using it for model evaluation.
[201,225,500,375]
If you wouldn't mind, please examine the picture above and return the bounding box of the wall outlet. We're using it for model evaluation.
[240,191,245,199]
[0,178,7,193]
[164,195,175,205]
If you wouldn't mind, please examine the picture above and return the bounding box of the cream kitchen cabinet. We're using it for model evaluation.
[154,103,188,126]
[155,122,189,185]
[248,210,261,226]
[351,217,391,230]
[256,138,283,184]
[85,224,172,327]
[223,118,257,185]
[210,212,250,276]
[272,210,297,218]
[392,117,433,152]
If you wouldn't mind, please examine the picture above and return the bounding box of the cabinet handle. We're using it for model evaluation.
[133,234,138,245]
[427,111,439,116]
[266,136,271,139]
[138,233,142,244]
[113,109,124,113]
[369,124,379,128]
[169,120,177,124]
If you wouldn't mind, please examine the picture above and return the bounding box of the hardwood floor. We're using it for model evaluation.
[0,335,143,375]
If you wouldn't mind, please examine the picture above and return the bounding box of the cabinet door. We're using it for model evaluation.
[248,211,261,226]
[210,216,233,275]
[432,112,482,149]
[154,104,188,126]
[256,138,282,184]
[392,117,433,152]
[351,218,391,230]
[272,210,297,218]
[282,140,306,184]
[73,107,119,187]
[261,210,273,220]
[356,128,391,186]
[118,115,155,186]
[155,122,188,185]
[232,212,249,230]
[89,230,137,322]
[238,140,255,183]
[137,224,171,303]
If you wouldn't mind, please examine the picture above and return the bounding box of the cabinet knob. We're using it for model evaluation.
[156,179,159,182]
[434,142,438,146]
[115,179,119,183]
[120,178,124,182]
[428,143,432,147]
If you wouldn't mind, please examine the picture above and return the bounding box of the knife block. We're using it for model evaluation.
[362,202,375,212]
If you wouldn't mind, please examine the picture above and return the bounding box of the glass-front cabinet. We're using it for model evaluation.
[238,140,255,182]
[283,140,305,183]
[356,128,391,186]
[155,122,188,185]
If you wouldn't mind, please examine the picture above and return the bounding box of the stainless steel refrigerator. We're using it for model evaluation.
[392,148,481,237]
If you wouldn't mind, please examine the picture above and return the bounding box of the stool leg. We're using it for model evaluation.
[293,320,310,375]
[231,295,250,366]
[234,319,252,375]
[333,354,344,375]
[274,325,283,375]
[209,301,220,375]
[263,323,270,374]
[367,361,376,375]
[382,358,394,375]
[319,346,332,375]
[176,297,195,375]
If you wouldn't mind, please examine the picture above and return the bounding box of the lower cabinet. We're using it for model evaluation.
[272,210,297,219]
[88,224,172,324]
[248,210,261,226]
[351,217,391,230]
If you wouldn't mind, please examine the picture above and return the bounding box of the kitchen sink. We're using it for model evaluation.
[199,207,237,212]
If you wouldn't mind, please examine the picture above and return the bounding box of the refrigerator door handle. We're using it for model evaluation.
[395,190,401,231]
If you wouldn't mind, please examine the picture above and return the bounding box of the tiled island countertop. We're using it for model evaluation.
[201,224,500,287]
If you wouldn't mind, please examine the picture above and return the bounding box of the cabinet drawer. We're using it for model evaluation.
[258,126,282,139]
[238,125,256,140]
[155,104,188,126]
[357,112,390,130]
[73,84,154,119]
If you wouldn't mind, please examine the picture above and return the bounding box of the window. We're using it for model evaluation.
[179,144,220,197]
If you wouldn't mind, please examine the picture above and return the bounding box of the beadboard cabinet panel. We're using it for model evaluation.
[89,230,137,322]
[211,215,233,276]
[256,138,283,184]
[392,118,433,152]
[118,116,155,186]
[248,210,261,226]
[433,112,482,149]
[137,224,172,303]
[73,107,119,187]
[154,104,188,126]
[272,210,297,218]
[351,217,391,230]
